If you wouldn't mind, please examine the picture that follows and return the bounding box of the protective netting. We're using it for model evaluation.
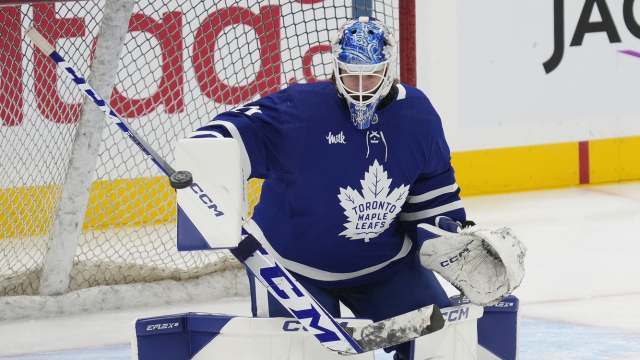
[0,0,399,296]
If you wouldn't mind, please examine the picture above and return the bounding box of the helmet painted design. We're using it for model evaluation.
[332,17,396,130]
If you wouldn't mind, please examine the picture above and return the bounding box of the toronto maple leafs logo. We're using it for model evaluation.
[338,160,409,242]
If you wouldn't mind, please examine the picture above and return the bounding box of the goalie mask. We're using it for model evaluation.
[332,17,396,130]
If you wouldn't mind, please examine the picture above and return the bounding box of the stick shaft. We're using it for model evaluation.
[233,236,362,354]
[26,28,175,177]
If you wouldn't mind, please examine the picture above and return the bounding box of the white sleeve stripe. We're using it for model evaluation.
[399,200,464,222]
[243,219,413,282]
[396,83,407,100]
[208,120,251,179]
[190,130,223,138]
[407,184,459,203]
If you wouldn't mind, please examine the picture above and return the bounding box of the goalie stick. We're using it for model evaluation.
[25,30,192,189]
[26,27,445,355]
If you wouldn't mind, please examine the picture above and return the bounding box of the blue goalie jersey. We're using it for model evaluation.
[191,82,466,287]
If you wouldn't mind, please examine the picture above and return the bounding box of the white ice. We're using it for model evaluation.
[1,182,639,359]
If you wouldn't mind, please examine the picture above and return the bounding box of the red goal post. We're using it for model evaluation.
[0,0,416,307]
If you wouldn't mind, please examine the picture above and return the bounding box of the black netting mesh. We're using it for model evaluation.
[0,0,399,296]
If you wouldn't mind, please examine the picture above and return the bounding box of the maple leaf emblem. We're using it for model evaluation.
[338,160,409,242]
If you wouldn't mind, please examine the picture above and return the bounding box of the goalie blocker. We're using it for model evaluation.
[175,138,244,250]
[132,296,519,360]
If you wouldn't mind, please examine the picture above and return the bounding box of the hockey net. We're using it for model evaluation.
[0,0,410,313]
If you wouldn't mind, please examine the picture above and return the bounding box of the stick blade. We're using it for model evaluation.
[346,304,445,352]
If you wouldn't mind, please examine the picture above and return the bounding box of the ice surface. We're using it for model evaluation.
[519,318,640,360]
[4,319,640,360]
[1,182,639,359]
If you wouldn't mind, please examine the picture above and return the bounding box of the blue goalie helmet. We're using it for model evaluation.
[331,16,396,130]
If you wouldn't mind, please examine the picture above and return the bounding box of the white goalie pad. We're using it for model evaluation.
[175,138,244,249]
[133,314,374,360]
[418,224,526,306]
[414,303,483,360]
[133,305,486,360]
[192,317,374,360]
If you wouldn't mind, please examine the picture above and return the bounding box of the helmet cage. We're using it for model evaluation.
[335,60,388,104]
[331,17,396,130]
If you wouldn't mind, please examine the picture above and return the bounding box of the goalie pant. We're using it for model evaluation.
[247,252,450,358]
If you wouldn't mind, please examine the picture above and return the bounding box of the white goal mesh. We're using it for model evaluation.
[0,0,401,297]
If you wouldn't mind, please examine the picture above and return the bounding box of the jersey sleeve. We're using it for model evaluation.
[188,90,289,180]
[398,101,466,241]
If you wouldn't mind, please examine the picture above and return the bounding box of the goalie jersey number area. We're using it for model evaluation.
[198,81,460,285]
